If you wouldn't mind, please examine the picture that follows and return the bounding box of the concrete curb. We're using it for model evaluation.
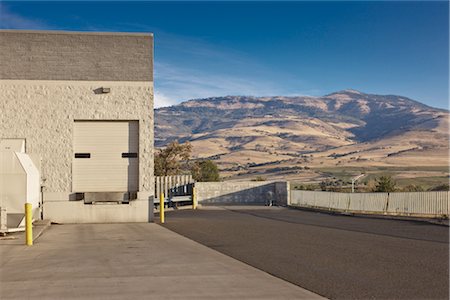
[33,219,52,241]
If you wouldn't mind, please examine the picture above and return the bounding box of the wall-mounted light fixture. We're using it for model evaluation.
[93,87,111,94]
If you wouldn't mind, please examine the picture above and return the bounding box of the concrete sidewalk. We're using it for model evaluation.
[0,223,323,299]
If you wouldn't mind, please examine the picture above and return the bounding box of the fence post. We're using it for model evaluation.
[164,176,168,202]
[159,193,165,224]
[0,207,7,232]
[384,193,390,215]
[287,181,291,206]
[155,177,160,202]
[25,203,33,246]
[192,187,198,210]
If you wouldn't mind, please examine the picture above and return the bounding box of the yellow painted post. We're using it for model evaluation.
[159,193,165,224]
[192,187,198,210]
[25,203,33,246]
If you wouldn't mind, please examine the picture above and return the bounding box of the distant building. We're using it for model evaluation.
[0,30,154,223]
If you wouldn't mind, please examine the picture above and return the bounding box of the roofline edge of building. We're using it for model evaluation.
[0,29,153,37]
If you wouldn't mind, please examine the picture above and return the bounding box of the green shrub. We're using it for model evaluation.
[373,175,397,192]
[191,160,220,182]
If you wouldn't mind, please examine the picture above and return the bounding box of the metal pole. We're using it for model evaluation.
[159,193,165,224]
[352,180,355,193]
[25,203,33,246]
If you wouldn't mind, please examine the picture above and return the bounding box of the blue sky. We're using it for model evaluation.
[1,1,448,109]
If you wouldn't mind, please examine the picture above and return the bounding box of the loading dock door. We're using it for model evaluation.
[73,121,139,192]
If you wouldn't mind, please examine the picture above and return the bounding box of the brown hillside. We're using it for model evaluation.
[155,90,449,184]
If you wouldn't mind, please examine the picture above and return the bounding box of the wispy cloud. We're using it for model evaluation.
[0,4,48,29]
[154,90,178,108]
[0,6,318,106]
[152,30,313,106]
[113,24,311,105]
[154,58,321,107]
[154,61,288,106]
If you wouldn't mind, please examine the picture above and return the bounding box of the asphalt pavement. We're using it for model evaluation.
[162,206,449,299]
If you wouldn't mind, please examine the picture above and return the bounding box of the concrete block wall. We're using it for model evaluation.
[1,81,154,195]
[195,181,289,206]
[0,31,154,223]
[0,81,154,223]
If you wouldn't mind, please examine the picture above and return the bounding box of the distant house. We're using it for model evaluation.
[0,30,154,223]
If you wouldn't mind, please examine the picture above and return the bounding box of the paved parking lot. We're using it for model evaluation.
[162,206,449,299]
[0,222,321,299]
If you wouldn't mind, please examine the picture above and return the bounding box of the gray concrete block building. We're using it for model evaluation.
[0,30,154,223]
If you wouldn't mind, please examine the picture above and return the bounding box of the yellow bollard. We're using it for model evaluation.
[159,193,165,224]
[25,203,33,246]
[192,187,197,210]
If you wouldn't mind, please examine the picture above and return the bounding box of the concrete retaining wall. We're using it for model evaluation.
[195,181,289,206]
[290,190,449,218]
[43,199,153,223]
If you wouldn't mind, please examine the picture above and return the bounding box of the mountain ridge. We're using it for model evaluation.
[155,90,448,181]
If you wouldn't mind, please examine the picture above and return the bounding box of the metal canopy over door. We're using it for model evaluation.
[73,121,139,192]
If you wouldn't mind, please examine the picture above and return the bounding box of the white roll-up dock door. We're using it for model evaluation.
[73,121,139,192]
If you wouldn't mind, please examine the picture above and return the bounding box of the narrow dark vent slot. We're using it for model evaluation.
[75,153,91,158]
[122,153,138,158]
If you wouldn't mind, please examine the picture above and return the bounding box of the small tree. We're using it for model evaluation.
[373,175,397,192]
[191,160,220,182]
[154,141,192,176]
